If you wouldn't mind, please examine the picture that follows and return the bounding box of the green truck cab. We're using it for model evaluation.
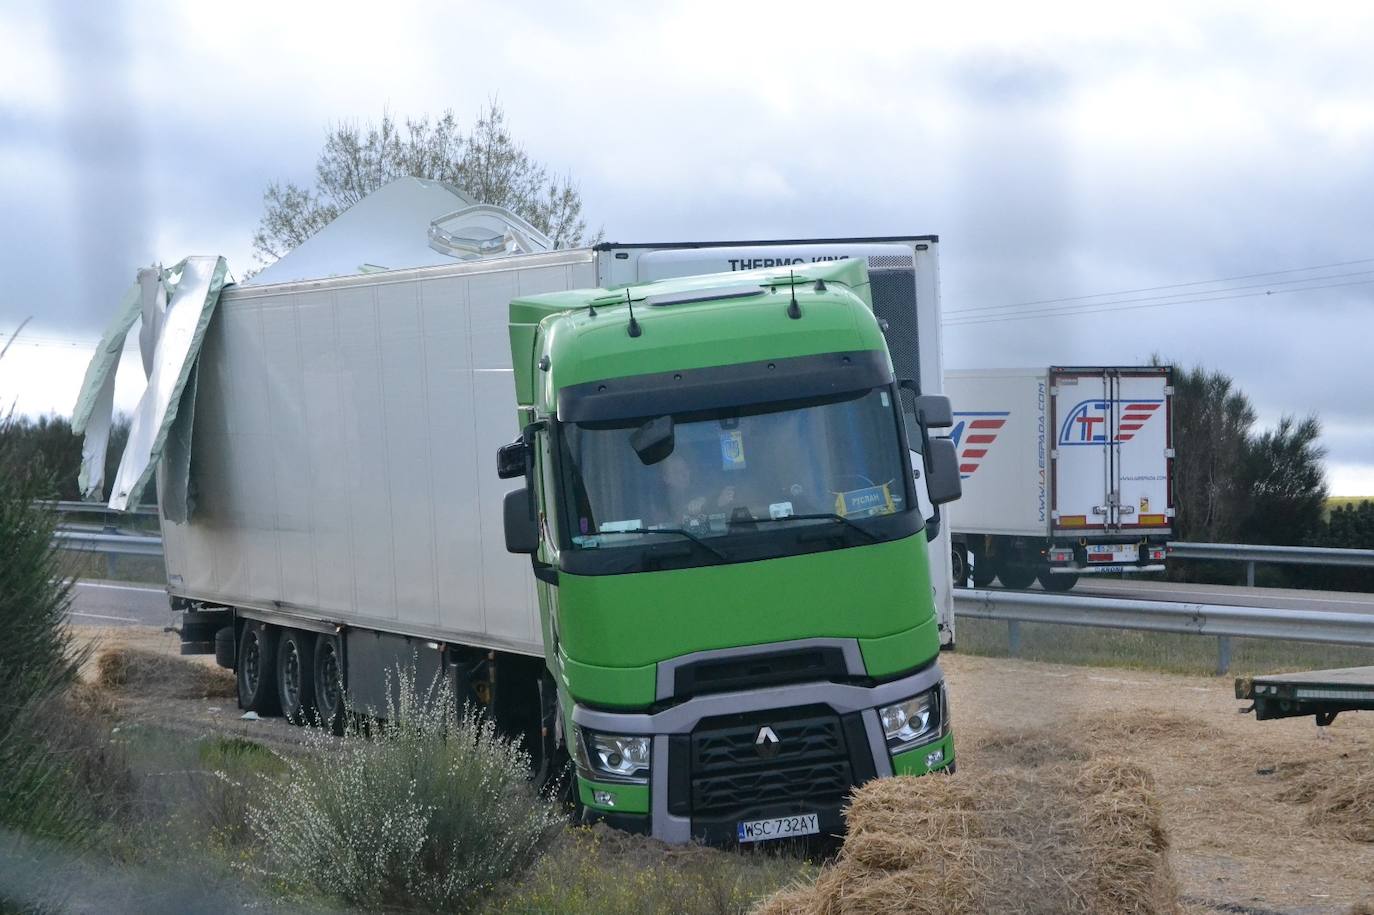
[500,259,961,844]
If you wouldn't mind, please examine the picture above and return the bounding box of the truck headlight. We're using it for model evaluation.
[574,728,651,784]
[878,686,941,754]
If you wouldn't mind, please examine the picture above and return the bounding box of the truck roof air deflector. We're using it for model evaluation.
[643,285,763,308]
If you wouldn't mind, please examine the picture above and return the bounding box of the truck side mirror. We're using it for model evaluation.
[914,394,953,429]
[924,438,962,506]
[503,488,539,553]
[496,438,529,479]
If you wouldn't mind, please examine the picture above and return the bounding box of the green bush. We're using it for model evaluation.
[247,672,561,911]
[0,414,94,845]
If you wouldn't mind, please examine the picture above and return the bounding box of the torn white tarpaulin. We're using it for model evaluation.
[72,278,145,500]
[107,256,229,512]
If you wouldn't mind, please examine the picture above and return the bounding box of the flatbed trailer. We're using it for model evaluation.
[1236,666,1374,725]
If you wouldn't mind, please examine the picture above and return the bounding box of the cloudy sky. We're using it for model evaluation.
[2,1,1372,491]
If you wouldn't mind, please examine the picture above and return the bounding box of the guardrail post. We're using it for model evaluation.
[1007,620,1022,657]
[1246,561,1255,588]
[1216,636,1232,676]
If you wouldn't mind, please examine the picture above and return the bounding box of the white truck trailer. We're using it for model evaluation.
[150,238,956,680]
[944,366,1174,591]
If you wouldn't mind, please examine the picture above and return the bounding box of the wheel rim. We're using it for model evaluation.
[319,646,341,713]
[243,633,261,693]
[951,549,966,585]
[283,642,301,708]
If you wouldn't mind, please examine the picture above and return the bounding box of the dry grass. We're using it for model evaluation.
[492,824,811,914]
[1275,756,1374,844]
[753,749,1177,915]
[94,647,236,700]
[1085,710,1223,746]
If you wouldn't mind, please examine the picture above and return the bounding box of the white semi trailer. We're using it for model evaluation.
[79,212,965,843]
[944,366,1174,591]
[154,238,956,685]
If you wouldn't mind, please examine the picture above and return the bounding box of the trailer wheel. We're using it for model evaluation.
[1037,571,1078,592]
[996,563,1036,590]
[950,547,968,588]
[277,630,316,725]
[237,622,280,715]
[313,634,345,735]
[971,555,997,588]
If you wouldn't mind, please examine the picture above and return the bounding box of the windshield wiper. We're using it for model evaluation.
[600,527,729,561]
[731,513,879,542]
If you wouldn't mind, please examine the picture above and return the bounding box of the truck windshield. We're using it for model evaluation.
[561,387,910,552]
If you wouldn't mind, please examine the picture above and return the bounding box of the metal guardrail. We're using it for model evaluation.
[953,588,1374,674]
[43,499,158,518]
[52,528,164,558]
[1167,540,1374,587]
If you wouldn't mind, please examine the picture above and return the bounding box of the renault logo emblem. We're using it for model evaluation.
[755,726,780,758]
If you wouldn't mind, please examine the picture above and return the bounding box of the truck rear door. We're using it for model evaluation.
[1050,367,1172,537]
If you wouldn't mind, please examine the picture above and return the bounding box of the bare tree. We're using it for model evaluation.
[251,101,596,270]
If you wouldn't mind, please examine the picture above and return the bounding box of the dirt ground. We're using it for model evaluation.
[72,625,1374,914]
[946,652,1374,915]
[72,625,309,756]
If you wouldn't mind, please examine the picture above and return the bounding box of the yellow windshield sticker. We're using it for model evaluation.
[720,429,746,470]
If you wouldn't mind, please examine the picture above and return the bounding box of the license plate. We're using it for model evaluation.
[1089,564,1127,573]
[737,813,820,843]
[1088,545,1135,562]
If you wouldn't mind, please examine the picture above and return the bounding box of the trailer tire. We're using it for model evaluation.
[277,630,316,725]
[313,634,345,735]
[996,563,1036,590]
[1038,571,1078,592]
[950,547,968,588]
[237,622,280,715]
[971,552,996,588]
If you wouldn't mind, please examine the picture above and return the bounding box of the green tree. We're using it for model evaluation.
[1165,362,1257,543]
[252,101,596,270]
[1237,415,1327,545]
[0,415,131,502]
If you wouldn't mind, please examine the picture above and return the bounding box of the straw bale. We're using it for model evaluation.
[1075,758,1176,914]
[1275,757,1374,843]
[752,754,1178,915]
[94,646,236,699]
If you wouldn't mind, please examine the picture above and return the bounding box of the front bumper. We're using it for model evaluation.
[572,661,949,844]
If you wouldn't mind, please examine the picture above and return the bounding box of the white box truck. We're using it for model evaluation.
[944,366,1174,591]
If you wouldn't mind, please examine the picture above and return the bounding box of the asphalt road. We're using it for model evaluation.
[66,580,172,627]
[1018,575,1374,615]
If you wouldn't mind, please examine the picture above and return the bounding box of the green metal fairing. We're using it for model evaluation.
[556,534,940,708]
[509,259,883,408]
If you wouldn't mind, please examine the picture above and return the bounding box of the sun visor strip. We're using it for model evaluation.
[556,349,892,423]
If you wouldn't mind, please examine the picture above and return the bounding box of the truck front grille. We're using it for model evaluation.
[692,760,853,815]
[688,706,853,816]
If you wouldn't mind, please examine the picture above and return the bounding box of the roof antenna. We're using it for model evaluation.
[625,289,642,337]
[786,270,802,320]
[587,298,597,318]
